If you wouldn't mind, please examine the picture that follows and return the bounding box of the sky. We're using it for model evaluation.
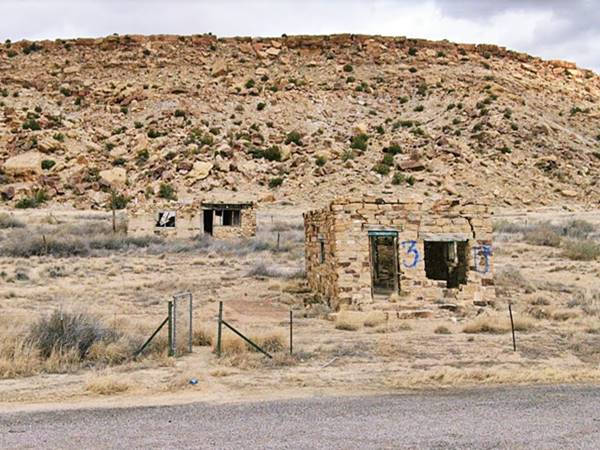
[1,0,598,72]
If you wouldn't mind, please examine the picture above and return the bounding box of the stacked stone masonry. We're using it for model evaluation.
[304,194,494,310]
[128,199,256,239]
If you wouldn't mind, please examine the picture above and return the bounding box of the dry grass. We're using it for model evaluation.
[567,290,600,316]
[551,308,580,321]
[434,325,452,334]
[0,213,25,229]
[561,239,600,261]
[85,373,133,395]
[463,313,536,334]
[0,332,41,378]
[192,323,214,347]
[213,329,286,355]
[334,311,365,331]
[363,311,387,328]
[371,322,412,334]
[0,311,171,379]
[386,366,600,389]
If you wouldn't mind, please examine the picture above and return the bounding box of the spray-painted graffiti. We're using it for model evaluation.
[400,240,420,268]
[473,245,492,274]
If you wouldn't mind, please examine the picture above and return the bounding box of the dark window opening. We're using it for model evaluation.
[156,211,176,228]
[424,241,468,288]
[222,209,241,226]
[370,234,399,295]
[319,239,326,264]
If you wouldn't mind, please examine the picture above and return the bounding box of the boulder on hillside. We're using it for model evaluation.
[189,162,213,180]
[99,167,127,186]
[2,151,46,178]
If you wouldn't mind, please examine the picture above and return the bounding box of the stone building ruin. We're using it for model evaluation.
[128,193,256,239]
[304,193,494,310]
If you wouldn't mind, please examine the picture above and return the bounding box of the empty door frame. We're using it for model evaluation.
[368,230,400,297]
[203,210,214,235]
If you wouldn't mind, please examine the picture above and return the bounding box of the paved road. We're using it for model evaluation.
[1,385,600,449]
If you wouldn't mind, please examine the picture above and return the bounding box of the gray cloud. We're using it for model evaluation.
[0,0,598,72]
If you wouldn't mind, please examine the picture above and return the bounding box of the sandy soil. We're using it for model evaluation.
[1,206,600,412]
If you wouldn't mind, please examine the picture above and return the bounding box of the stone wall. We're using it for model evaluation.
[304,194,495,310]
[128,205,201,238]
[128,202,256,240]
[304,207,338,302]
[211,207,256,239]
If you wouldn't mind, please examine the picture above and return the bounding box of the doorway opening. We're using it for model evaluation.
[424,241,468,288]
[203,210,213,236]
[369,232,399,296]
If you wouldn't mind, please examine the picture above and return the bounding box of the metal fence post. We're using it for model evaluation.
[289,310,293,355]
[168,300,174,357]
[217,301,223,357]
[188,293,193,353]
[509,302,516,352]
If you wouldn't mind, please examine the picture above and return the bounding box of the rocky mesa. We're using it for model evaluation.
[0,33,599,210]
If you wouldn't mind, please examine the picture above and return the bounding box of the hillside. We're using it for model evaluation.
[0,34,599,211]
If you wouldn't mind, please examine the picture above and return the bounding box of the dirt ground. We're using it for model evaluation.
[1,206,600,411]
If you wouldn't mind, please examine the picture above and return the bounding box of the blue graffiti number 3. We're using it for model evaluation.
[400,240,420,268]
[473,245,492,274]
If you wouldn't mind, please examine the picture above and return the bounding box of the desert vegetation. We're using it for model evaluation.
[0,210,600,405]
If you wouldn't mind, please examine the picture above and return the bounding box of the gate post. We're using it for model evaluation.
[168,300,174,357]
[217,301,223,357]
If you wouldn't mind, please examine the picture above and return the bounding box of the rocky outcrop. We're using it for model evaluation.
[0,34,598,210]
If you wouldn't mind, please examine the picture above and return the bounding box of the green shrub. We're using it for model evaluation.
[112,157,126,166]
[109,192,129,210]
[315,156,327,167]
[158,183,177,200]
[372,163,390,176]
[251,146,282,162]
[41,160,55,170]
[15,190,48,209]
[392,172,405,185]
[136,149,149,165]
[134,121,143,129]
[22,118,41,131]
[269,177,283,188]
[285,131,302,146]
[382,153,394,166]
[174,109,186,118]
[60,87,72,97]
[53,133,65,142]
[245,79,255,89]
[257,102,266,111]
[23,42,42,55]
[385,143,402,155]
[414,105,424,112]
[147,129,162,139]
[350,133,369,151]
[342,150,354,162]
[343,64,353,72]
[408,47,417,56]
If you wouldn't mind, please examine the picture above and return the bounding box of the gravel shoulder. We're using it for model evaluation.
[1,384,600,449]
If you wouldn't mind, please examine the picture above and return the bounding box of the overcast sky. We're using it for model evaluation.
[1,0,598,72]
